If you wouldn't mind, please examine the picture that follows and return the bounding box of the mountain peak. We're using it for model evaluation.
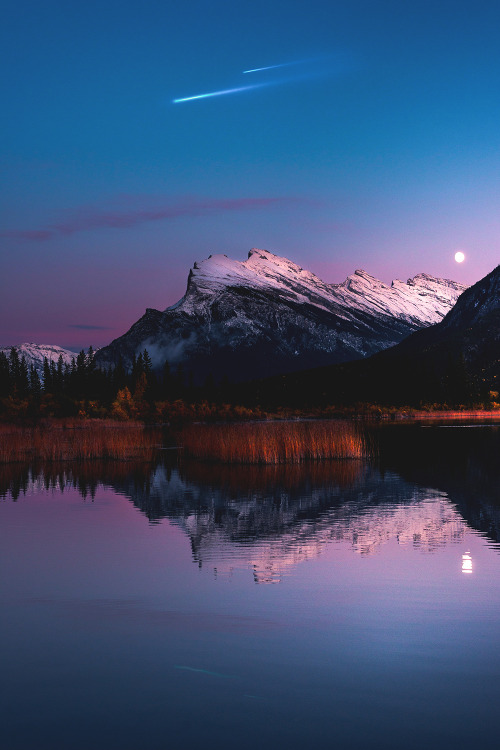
[97,248,467,381]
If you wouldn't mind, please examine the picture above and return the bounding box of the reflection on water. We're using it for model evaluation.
[115,463,469,582]
[1,423,500,750]
[1,424,499,582]
[462,550,473,574]
[377,423,500,542]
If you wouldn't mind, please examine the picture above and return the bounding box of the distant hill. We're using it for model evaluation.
[0,343,76,376]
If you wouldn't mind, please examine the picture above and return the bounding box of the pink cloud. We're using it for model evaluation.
[1,229,53,241]
[1,196,305,241]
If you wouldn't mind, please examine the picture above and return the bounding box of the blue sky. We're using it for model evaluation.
[1,0,499,348]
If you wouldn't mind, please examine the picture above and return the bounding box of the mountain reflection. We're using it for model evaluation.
[111,462,470,581]
[376,423,500,545]
[1,424,498,582]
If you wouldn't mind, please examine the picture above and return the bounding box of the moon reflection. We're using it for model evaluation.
[462,551,472,574]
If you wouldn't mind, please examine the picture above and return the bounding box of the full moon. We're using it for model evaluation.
[455,251,465,263]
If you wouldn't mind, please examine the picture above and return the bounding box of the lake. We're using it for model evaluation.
[1,422,499,750]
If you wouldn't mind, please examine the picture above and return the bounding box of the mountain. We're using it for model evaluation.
[397,263,499,373]
[0,343,76,376]
[383,262,500,401]
[95,249,466,382]
[255,264,499,407]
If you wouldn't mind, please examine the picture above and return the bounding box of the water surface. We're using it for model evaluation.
[1,423,499,750]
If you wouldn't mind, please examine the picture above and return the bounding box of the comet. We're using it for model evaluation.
[173,82,269,103]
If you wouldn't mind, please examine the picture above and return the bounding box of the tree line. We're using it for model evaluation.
[0,346,251,422]
[2,343,496,423]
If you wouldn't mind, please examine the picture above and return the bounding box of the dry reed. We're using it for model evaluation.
[0,420,161,464]
[179,420,369,464]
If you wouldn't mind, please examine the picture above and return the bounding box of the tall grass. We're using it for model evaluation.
[0,420,162,464]
[179,420,369,464]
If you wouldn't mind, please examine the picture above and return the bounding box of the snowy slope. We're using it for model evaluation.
[0,343,76,375]
[179,249,465,325]
[386,263,500,385]
[96,248,467,381]
[273,264,499,405]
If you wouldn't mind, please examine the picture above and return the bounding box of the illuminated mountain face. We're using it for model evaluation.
[95,249,465,382]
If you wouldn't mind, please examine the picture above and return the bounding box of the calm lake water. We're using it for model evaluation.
[1,423,499,750]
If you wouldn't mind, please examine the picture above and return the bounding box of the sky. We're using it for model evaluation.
[1,0,500,350]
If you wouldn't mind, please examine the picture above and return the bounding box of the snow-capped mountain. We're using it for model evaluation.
[95,248,466,381]
[389,262,500,387]
[264,264,499,406]
[0,343,76,375]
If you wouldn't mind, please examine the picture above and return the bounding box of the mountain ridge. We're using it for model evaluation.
[252,264,499,406]
[95,248,466,382]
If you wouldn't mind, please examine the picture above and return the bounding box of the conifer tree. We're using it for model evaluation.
[86,346,96,372]
[0,351,10,395]
[76,350,87,374]
[55,354,64,393]
[9,348,20,387]
[42,357,52,392]
[142,349,152,375]
[18,356,30,397]
[29,365,42,399]
[113,357,127,392]
[132,353,144,387]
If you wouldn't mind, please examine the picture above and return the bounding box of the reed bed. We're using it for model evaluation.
[179,420,369,464]
[0,420,162,464]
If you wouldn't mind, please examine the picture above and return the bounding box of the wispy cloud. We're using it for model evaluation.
[68,324,113,330]
[0,196,302,242]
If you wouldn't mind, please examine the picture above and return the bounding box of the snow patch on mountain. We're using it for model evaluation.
[177,248,466,326]
[0,343,76,375]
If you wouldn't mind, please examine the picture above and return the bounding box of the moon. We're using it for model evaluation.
[454,251,465,263]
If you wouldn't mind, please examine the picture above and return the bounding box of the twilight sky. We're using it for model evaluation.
[1,0,500,350]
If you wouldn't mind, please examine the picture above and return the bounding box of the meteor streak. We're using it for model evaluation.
[243,59,311,74]
[173,83,268,103]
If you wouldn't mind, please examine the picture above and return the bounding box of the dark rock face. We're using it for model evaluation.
[95,249,466,382]
[259,264,499,406]
[388,264,500,388]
